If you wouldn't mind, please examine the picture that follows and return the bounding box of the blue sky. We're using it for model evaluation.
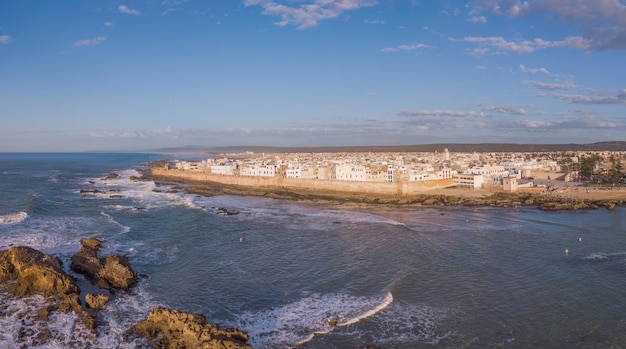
[1,0,625,151]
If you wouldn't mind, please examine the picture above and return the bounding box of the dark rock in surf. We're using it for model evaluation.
[80,189,104,195]
[105,173,119,180]
[217,207,240,215]
[70,238,137,292]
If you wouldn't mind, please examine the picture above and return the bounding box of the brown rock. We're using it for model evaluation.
[71,239,106,289]
[81,237,103,250]
[127,307,252,349]
[0,246,86,321]
[99,254,136,290]
[106,173,119,179]
[71,238,137,292]
[85,293,110,309]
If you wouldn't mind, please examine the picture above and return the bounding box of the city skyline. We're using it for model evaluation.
[1,1,625,152]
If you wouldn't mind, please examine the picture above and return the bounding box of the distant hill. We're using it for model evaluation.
[152,141,626,154]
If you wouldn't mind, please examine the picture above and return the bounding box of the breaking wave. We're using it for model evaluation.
[0,211,29,225]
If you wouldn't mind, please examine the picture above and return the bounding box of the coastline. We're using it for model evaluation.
[143,168,626,211]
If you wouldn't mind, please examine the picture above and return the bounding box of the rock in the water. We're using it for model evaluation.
[106,173,119,179]
[0,246,84,317]
[85,292,110,309]
[81,237,103,250]
[71,238,137,292]
[99,254,136,290]
[127,307,253,349]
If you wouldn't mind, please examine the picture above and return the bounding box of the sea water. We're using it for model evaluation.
[1,153,626,348]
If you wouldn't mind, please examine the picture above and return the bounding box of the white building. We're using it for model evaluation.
[334,164,368,181]
[436,167,454,179]
[210,162,237,175]
[285,166,302,179]
[467,165,507,177]
[407,170,435,181]
[453,174,484,189]
[240,164,276,177]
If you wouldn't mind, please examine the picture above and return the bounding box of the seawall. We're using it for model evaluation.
[149,167,454,196]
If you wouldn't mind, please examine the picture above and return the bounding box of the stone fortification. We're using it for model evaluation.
[151,167,453,195]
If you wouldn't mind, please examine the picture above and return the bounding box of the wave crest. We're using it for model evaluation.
[238,291,393,348]
[0,211,28,225]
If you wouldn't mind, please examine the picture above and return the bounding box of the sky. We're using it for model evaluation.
[1,0,625,152]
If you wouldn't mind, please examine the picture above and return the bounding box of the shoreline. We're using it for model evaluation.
[143,169,626,211]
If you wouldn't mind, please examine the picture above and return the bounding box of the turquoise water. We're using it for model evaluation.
[1,153,626,348]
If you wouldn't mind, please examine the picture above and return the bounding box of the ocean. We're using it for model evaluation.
[1,153,626,348]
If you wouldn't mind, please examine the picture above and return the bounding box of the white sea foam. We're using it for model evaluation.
[95,282,160,348]
[0,281,161,349]
[81,169,206,212]
[100,211,131,233]
[0,211,29,225]
[584,251,626,262]
[338,291,394,326]
[0,292,96,348]
[103,204,139,211]
[353,301,455,346]
[237,291,393,349]
[101,241,178,266]
[0,215,98,255]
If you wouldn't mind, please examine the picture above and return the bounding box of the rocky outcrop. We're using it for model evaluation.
[126,307,252,349]
[105,172,119,179]
[85,292,110,309]
[70,238,137,292]
[99,254,136,290]
[0,246,92,328]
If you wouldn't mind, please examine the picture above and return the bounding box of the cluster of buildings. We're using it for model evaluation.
[170,149,600,191]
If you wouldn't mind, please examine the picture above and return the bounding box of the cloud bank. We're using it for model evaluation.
[473,0,626,51]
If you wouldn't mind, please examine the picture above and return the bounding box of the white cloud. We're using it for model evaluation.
[468,15,487,23]
[363,19,384,24]
[91,127,178,139]
[104,22,114,27]
[553,89,626,105]
[519,64,549,74]
[119,5,141,16]
[482,105,531,115]
[73,36,107,47]
[0,35,11,44]
[473,0,626,51]
[380,43,430,52]
[523,80,573,90]
[398,109,487,117]
[554,117,617,129]
[511,119,552,128]
[244,0,377,29]
[459,35,592,56]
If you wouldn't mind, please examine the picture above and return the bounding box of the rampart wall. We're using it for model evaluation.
[150,167,453,195]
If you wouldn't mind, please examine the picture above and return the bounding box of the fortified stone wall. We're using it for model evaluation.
[151,168,453,195]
